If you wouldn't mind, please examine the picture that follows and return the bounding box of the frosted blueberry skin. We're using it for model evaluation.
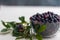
[30,12,60,37]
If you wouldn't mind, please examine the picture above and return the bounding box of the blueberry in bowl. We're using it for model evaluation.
[30,12,60,38]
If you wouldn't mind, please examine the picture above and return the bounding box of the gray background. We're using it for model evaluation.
[0,0,60,6]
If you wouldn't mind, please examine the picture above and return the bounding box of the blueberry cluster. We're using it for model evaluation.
[30,12,60,23]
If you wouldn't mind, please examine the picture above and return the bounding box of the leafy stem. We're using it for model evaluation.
[1,16,46,40]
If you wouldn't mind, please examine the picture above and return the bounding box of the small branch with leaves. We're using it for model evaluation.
[0,16,46,40]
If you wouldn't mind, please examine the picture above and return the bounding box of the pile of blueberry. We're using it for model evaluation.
[30,12,60,24]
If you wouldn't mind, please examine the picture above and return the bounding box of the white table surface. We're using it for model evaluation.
[0,6,60,40]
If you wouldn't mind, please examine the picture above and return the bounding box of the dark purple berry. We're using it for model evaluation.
[48,20,52,23]
[16,23,24,32]
[30,11,60,24]
[36,13,40,17]
[30,17,36,21]
[53,19,57,23]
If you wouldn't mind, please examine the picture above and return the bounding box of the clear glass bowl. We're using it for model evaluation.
[31,21,60,38]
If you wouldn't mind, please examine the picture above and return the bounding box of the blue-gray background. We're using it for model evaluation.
[0,0,60,6]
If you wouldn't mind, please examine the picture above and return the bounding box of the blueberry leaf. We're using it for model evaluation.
[19,16,26,23]
[6,22,16,28]
[1,20,8,28]
[34,24,40,32]
[1,28,8,32]
[1,20,11,28]
[38,24,46,33]
[36,34,42,40]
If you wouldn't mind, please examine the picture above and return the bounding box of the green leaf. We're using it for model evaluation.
[12,30,20,37]
[19,16,26,23]
[7,22,16,28]
[26,26,31,30]
[1,20,7,28]
[34,24,40,32]
[1,20,11,28]
[30,37,32,40]
[1,29,8,32]
[12,26,24,37]
[19,16,25,21]
[6,23,11,28]
[36,34,42,40]
[38,24,46,33]
[15,37,23,40]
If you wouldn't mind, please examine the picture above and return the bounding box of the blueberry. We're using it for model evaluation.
[45,18,48,22]
[30,12,60,24]
[53,19,57,23]
[36,13,40,17]
[48,20,52,23]
[57,19,59,22]
[36,17,40,21]
[30,17,36,21]
[49,12,53,15]
[16,23,24,32]
[39,14,43,18]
